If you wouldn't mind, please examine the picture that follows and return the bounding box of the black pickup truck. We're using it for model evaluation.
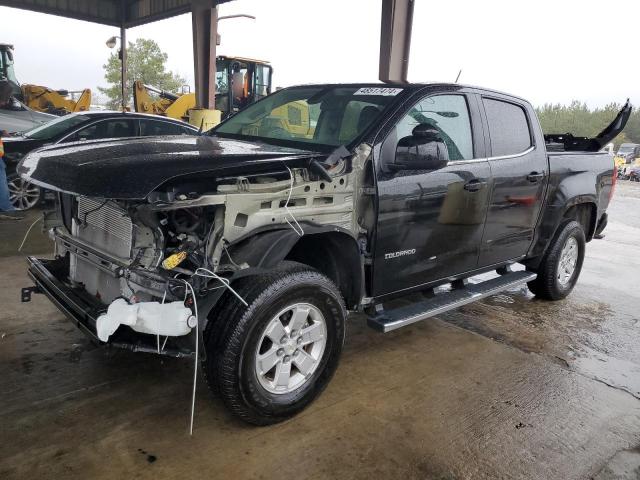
[18,83,628,425]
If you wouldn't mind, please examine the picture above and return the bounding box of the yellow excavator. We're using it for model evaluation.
[21,84,91,115]
[133,55,273,126]
[1,43,92,115]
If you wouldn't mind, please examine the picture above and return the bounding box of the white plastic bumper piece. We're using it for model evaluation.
[96,298,195,342]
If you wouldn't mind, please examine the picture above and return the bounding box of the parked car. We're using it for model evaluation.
[19,83,626,425]
[0,96,55,134]
[614,143,640,167]
[3,111,198,209]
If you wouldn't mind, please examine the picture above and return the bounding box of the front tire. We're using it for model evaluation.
[203,263,346,425]
[527,220,585,300]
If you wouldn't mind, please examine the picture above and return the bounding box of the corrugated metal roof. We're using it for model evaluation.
[0,0,233,27]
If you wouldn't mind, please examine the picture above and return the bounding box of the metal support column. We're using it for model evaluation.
[120,25,127,110]
[379,0,414,83]
[191,1,218,109]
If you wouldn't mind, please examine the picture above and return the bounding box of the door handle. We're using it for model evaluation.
[463,179,487,192]
[526,172,545,183]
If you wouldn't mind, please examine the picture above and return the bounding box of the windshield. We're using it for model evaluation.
[215,64,229,96]
[23,114,88,140]
[212,85,403,147]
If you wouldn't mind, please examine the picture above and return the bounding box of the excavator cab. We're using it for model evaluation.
[0,44,22,98]
[134,56,273,127]
[215,56,272,119]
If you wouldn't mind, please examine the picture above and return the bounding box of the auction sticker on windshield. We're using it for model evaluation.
[354,87,403,96]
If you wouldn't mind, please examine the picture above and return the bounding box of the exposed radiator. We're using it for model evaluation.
[70,198,134,303]
[76,197,133,258]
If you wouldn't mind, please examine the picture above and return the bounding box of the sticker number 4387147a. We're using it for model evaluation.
[354,87,403,96]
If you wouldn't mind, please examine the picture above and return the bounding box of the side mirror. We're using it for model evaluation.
[393,124,449,171]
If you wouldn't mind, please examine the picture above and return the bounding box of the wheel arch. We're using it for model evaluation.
[562,201,597,241]
[225,224,364,310]
[525,199,597,270]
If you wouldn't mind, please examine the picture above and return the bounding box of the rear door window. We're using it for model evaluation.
[140,119,190,136]
[483,98,532,157]
[69,119,135,141]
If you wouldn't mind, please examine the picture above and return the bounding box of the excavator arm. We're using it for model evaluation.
[21,84,91,116]
[133,80,195,122]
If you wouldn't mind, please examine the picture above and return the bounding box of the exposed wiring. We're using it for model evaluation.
[18,216,43,252]
[180,269,247,435]
[222,241,241,269]
[182,280,199,436]
[284,166,304,237]
[78,199,110,227]
[193,268,248,307]
[204,219,216,270]
[158,291,167,353]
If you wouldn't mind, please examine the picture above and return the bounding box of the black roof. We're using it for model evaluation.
[282,82,530,104]
[65,110,198,128]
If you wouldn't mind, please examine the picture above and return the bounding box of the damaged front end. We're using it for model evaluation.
[23,142,372,356]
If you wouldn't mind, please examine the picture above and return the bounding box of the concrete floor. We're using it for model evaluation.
[1,183,640,479]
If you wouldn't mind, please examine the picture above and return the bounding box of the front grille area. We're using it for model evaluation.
[76,197,133,258]
[69,197,134,303]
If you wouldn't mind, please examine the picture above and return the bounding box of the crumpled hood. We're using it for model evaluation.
[17,135,322,200]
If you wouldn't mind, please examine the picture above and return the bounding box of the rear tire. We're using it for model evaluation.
[527,220,585,300]
[203,262,346,425]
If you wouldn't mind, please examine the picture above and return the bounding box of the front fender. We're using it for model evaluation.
[224,222,364,309]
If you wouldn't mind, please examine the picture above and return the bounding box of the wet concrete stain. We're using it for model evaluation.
[69,344,85,363]
[137,449,157,464]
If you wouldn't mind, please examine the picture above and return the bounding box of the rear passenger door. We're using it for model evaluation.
[477,95,548,267]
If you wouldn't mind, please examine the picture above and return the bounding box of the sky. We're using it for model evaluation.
[1,0,638,108]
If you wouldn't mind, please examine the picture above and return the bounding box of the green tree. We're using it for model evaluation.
[536,100,640,149]
[98,38,186,109]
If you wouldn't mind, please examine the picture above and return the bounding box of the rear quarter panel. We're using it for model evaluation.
[527,151,614,262]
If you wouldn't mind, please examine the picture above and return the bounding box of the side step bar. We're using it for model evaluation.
[367,271,536,333]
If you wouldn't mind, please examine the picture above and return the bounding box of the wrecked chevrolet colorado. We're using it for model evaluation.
[18,84,629,425]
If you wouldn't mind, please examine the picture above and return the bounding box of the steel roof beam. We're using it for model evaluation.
[379,0,414,83]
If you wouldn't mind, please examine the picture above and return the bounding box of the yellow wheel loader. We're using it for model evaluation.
[133,81,195,122]
[1,43,92,116]
[133,56,273,127]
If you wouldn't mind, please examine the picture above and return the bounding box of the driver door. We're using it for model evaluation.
[372,92,491,296]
